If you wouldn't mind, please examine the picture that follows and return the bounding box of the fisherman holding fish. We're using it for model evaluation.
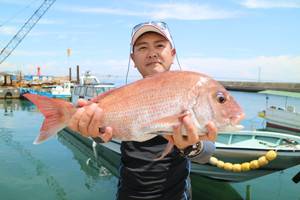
[69,21,219,200]
[25,21,244,200]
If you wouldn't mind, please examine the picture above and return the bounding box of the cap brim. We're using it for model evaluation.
[131,25,169,46]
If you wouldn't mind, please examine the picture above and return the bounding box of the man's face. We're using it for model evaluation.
[131,32,176,77]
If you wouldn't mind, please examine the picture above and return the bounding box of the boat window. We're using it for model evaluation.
[74,87,80,95]
[255,136,279,145]
[287,105,295,112]
[86,87,95,97]
[104,87,113,92]
[79,87,85,96]
[96,88,105,94]
[280,138,299,145]
[231,135,253,144]
[217,134,230,144]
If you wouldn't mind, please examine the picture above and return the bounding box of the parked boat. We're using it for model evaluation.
[72,71,115,104]
[50,82,72,98]
[258,90,300,134]
[20,82,72,99]
[60,128,300,182]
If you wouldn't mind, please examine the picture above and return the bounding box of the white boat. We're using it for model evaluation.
[50,82,72,98]
[72,71,115,104]
[258,90,300,134]
[60,128,300,182]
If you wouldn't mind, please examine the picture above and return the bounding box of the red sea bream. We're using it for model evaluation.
[24,71,245,156]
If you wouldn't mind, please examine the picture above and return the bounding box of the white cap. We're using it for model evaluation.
[130,22,174,50]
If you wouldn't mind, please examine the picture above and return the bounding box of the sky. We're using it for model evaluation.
[0,0,299,84]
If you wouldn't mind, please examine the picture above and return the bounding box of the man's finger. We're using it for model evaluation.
[68,107,85,131]
[206,122,217,141]
[78,104,97,136]
[87,107,103,137]
[182,116,199,142]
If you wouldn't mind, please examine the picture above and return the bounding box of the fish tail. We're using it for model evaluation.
[23,93,75,144]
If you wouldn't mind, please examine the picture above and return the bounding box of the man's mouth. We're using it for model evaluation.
[146,61,161,66]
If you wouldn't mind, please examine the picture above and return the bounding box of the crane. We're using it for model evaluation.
[0,0,56,65]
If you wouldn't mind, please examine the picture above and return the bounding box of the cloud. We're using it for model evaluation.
[58,5,146,17]
[241,0,300,9]
[58,2,238,20]
[0,26,17,35]
[179,55,300,82]
[13,50,60,57]
[151,3,238,20]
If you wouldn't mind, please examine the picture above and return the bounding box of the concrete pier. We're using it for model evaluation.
[220,81,300,92]
[0,87,20,99]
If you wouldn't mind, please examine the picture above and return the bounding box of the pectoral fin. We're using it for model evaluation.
[140,111,189,135]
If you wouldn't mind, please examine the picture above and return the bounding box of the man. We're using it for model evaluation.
[68,21,217,200]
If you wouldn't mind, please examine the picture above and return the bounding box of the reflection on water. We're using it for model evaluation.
[0,127,68,200]
[57,129,115,191]
[0,99,37,116]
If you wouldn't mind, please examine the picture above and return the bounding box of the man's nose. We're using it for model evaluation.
[147,49,158,58]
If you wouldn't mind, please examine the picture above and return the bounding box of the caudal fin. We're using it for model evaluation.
[23,93,76,144]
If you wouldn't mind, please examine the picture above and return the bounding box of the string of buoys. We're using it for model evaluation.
[209,150,277,172]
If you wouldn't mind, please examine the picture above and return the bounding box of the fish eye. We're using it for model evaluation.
[216,92,226,104]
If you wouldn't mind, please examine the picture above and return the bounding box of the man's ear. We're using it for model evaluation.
[130,53,137,68]
[171,48,176,57]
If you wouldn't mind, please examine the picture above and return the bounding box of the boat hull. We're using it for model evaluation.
[60,128,300,182]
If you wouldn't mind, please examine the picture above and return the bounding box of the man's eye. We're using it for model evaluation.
[216,92,226,104]
[157,44,165,48]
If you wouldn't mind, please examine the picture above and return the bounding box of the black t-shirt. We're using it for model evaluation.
[116,136,191,200]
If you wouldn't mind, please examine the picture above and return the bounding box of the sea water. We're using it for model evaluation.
[0,91,299,200]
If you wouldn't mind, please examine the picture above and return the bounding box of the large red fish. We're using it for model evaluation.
[24,71,244,158]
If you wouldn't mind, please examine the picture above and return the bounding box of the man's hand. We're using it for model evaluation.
[164,115,217,150]
[68,99,113,142]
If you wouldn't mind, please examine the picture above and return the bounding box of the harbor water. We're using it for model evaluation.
[0,91,300,200]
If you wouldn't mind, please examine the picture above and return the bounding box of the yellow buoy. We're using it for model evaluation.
[217,160,225,168]
[265,150,277,161]
[250,160,260,169]
[258,156,269,166]
[211,149,276,173]
[241,162,250,171]
[224,162,233,171]
[209,157,218,166]
[232,164,242,172]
